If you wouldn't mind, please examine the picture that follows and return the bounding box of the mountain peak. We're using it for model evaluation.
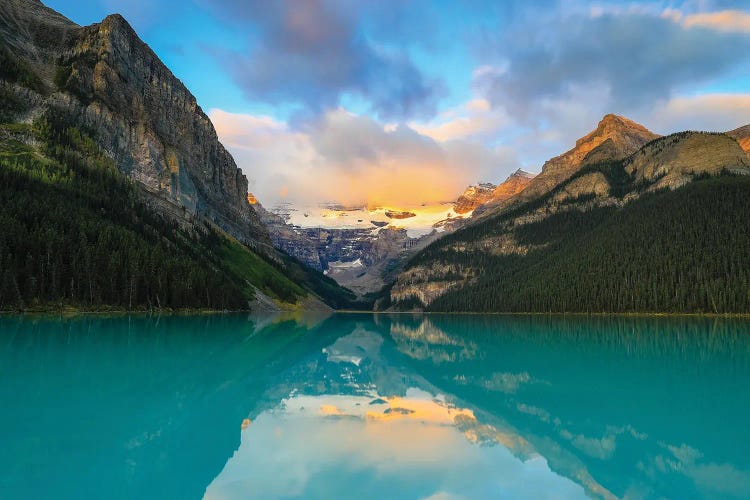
[494,115,659,210]
[577,114,656,148]
[727,124,750,158]
[509,169,536,180]
[455,170,535,215]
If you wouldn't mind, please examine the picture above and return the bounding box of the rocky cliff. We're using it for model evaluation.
[0,0,269,248]
[453,183,497,214]
[256,197,439,295]
[454,169,535,215]
[728,124,750,159]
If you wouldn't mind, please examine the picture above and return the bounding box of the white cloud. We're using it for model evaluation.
[638,93,750,134]
[410,98,510,142]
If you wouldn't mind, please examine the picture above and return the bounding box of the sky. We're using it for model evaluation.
[47,0,750,208]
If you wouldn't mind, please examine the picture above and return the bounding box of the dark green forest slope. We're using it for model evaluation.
[404,174,750,313]
[0,114,358,311]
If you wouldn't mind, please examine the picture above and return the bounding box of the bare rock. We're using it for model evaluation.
[626,132,750,189]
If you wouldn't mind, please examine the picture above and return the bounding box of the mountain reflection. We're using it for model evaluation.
[1,314,749,499]
[383,314,750,499]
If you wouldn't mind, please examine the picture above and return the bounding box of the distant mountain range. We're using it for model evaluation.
[250,168,539,296]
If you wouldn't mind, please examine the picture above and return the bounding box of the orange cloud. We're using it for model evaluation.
[664,9,750,33]
[209,108,518,208]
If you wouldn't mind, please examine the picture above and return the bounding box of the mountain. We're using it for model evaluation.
[0,0,357,311]
[453,183,496,214]
[493,114,660,212]
[387,118,750,313]
[454,169,535,215]
[253,169,536,298]
[728,124,750,158]
[253,197,441,296]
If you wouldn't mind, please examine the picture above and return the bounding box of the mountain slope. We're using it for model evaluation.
[0,120,310,311]
[0,2,268,247]
[728,124,750,158]
[388,121,750,313]
[455,169,535,215]
[0,0,357,311]
[491,114,659,213]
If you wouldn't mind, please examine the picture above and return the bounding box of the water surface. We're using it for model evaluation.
[1,313,749,499]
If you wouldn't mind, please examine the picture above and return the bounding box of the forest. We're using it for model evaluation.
[404,174,750,314]
[0,110,358,311]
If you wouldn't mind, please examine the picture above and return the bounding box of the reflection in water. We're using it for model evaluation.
[1,313,749,499]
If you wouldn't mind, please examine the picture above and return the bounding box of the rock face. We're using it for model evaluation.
[727,124,750,159]
[507,114,659,208]
[0,0,269,248]
[626,132,750,190]
[454,170,535,215]
[470,170,536,217]
[453,183,497,214]
[257,199,439,295]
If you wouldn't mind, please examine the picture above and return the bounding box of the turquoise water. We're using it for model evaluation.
[1,314,749,499]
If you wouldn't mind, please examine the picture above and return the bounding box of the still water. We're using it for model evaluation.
[1,313,749,499]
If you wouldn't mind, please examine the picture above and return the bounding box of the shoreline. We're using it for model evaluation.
[3,307,750,319]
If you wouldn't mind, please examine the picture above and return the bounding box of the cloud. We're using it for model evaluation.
[638,93,750,133]
[668,9,750,33]
[410,99,512,143]
[475,11,750,117]
[210,108,519,208]
[202,0,442,121]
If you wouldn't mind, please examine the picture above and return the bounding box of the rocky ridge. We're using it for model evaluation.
[477,114,660,217]
[728,124,750,159]
[454,169,535,215]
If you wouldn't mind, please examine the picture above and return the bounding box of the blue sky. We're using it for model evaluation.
[46,0,750,206]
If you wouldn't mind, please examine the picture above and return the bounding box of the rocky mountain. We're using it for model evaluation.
[0,0,359,311]
[453,183,496,214]
[454,169,535,215]
[255,167,537,297]
[388,116,750,313]
[728,124,750,158]
[482,114,660,216]
[1,0,269,248]
[253,197,439,295]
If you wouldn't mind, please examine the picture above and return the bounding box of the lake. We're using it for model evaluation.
[1,313,749,499]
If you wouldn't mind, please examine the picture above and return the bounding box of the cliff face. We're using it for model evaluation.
[453,183,496,214]
[0,0,269,248]
[727,124,750,159]
[455,170,535,215]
